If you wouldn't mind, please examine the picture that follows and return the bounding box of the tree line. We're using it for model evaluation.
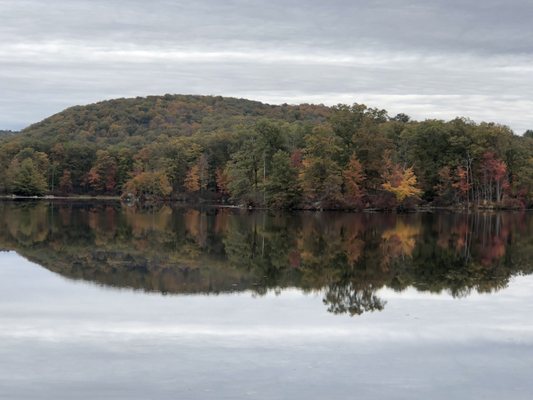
[1,95,532,209]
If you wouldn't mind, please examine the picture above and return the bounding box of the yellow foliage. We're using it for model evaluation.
[382,166,422,202]
[381,220,421,268]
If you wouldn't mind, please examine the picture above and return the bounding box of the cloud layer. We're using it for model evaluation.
[1,0,532,132]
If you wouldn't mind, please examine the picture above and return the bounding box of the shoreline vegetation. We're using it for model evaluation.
[1,94,532,211]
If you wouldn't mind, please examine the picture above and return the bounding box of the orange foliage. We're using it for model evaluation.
[184,165,200,192]
[343,154,365,204]
[58,170,73,194]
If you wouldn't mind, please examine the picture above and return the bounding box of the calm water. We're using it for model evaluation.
[0,201,532,399]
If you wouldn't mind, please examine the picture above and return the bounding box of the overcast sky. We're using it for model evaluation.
[1,0,532,133]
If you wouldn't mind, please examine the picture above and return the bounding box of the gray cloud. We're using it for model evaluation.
[1,0,532,133]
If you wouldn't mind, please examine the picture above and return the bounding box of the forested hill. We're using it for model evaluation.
[1,94,532,209]
[21,95,330,146]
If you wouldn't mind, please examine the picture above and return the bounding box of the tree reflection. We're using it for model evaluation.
[0,201,531,317]
[323,282,386,316]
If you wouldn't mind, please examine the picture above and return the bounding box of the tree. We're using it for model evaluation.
[381,155,422,203]
[225,132,262,205]
[392,113,410,123]
[61,144,96,193]
[87,168,101,193]
[513,156,533,207]
[399,120,456,200]
[59,170,73,194]
[179,151,210,195]
[8,158,48,196]
[215,167,230,196]
[122,171,172,201]
[184,165,200,192]
[115,149,134,190]
[265,151,301,208]
[435,166,455,205]
[478,151,508,203]
[299,127,343,207]
[342,154,366,206]
[452,166,470,204]
[330,103,388,157]
[256,120,286,204]
[87,150,118,194]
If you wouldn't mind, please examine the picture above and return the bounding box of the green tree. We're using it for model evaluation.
[8,158,48,196]
[265,151,301,208]
[300,127,343,207]
[225,131,263,205]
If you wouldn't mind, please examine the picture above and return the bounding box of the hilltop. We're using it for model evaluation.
[21,94,330,147]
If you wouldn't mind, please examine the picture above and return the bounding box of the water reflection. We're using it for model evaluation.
[0,201,531,316]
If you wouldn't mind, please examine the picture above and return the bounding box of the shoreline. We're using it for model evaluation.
[0,195,529,212]
[0,195,122,201]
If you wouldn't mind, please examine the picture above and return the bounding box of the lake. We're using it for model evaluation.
[0,201,532,399]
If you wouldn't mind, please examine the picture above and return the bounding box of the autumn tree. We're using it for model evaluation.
[478,151,508,203]
[122,171,172,201]
[381,154,422,204]
[87,150,118,194]
[59,170,73,194]
[342,154,366,207]
[453,166,471,204]
[180,150,209,195]
[434,166,455,205]
[184,165,200,192]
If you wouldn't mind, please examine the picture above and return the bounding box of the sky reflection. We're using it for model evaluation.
[1,251,532,399]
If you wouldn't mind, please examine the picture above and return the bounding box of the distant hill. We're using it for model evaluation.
[0,130,18,137]
[21,94,331,147]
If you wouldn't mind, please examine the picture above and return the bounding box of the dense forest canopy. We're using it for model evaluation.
[1,94,532,209]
